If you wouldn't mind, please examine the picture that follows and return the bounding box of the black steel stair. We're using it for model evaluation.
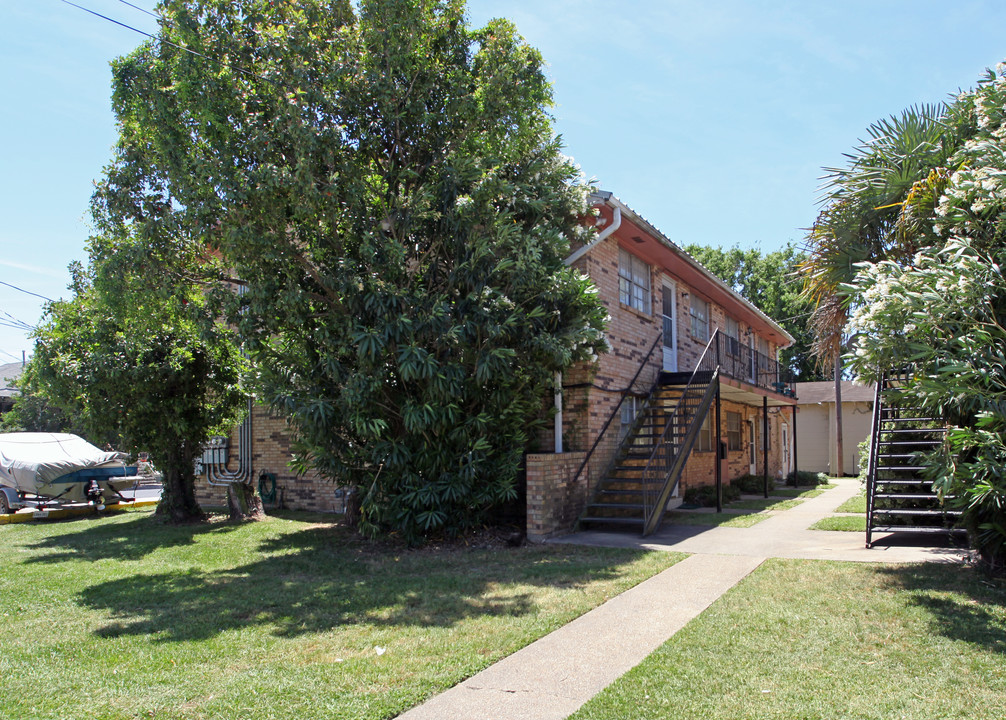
[865,378,965,548]
[580,375,714,534]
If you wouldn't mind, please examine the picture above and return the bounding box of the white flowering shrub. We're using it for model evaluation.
[848,64,1006,571]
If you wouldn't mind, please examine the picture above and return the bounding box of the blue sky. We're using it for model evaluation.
[2,0,1006,360]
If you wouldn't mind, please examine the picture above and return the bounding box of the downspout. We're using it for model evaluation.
[554,200,620,453]
[564,206,621,267]
[554,372,563,453]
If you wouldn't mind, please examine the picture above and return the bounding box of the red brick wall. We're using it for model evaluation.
[194,405,345,513]
[535,231,791,518]
[526,451,588,540]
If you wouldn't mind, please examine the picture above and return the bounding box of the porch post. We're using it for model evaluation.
[715,339,722,513]
[762,396,769,498]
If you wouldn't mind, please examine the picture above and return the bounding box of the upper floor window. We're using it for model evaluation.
[690,295,709,342]
[618,249,650,313]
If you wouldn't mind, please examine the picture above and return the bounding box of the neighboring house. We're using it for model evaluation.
[195,191,800,537]
[0,361,24,414]
[526,192,797,538]
[794,380,874,477]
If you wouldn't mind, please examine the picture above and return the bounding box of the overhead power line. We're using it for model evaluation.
[116,0,158,18]
[0,280,53,302]
[59,0,281,87]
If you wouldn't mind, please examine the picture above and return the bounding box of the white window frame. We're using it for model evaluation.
[690,295,709,342]
[618,249,651,314]
[726,411,742,451]
[619,396,639,442]
[696,413,713,452]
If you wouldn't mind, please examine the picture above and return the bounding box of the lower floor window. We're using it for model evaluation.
[696,413,713,452]
[619,397,639,441]
[726,411,742,451]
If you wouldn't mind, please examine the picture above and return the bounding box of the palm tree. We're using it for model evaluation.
[800,102,973,475]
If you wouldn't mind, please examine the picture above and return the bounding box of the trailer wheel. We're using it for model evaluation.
[0,492,11,515]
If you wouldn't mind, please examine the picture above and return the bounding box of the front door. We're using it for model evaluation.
[748,419,757,474]
[781,423,791,478]
[662,280,677,372]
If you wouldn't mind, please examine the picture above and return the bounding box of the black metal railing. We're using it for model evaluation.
[865,376,884,548]
[640,331,720,535]
[569,332,664,498]
[714,333,796,397]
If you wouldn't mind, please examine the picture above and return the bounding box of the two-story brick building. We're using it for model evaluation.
[525,192,797,539]
[196,191,798,539]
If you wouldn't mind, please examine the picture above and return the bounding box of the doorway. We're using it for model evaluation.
[661,280,678,372]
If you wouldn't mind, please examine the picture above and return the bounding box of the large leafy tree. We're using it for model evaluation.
[26,230,247,523]
[684,244,823,381]
[100,0,606,540]
[849,67,1006,571]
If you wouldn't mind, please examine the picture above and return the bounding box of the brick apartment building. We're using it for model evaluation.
[196,191,798,538]
[526,192,797,539]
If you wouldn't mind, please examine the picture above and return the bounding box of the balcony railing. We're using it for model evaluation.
[713,333,796,398]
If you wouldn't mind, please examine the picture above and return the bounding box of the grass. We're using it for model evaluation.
[731,497,803,512]
[835,494,867,514]
[771,484,837,499]
[571,559,1006,720]
[665,510,768,528]
[0,509,684,720]
[812,515,868,532]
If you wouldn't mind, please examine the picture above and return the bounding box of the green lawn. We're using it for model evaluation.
[665,510,768,528]
[0,510,683,720]
[835,494,868,514]
[811,515,868,532]
[771,484,837,499]
[572,559,1006,720]
[731,497,803,512]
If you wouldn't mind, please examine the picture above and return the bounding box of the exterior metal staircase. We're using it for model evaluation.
[865,376,965,548]
[580,369,717,536]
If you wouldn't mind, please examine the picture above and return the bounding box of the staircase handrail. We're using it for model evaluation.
[568,331,664,492]
[864,374,884,548]
[639,329,720,535]
[642,371,719,536]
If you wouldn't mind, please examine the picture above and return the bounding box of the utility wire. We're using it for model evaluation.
[0,280,52,302]
[0,348,21,361]
[116,0,158,18]
[2,311,35,330]
[59,0,281,87]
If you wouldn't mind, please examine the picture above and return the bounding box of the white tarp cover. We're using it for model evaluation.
[0,433,126,493]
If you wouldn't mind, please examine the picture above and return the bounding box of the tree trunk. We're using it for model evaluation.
[227,480,266,521]
[834,350,844,477]
[155,458,205,523]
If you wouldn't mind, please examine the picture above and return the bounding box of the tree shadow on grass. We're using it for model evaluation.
[23,513,243,563]
[76,523,636,642]
[877,563,1006,654]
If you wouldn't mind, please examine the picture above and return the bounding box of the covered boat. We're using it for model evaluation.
[0,433,147,510]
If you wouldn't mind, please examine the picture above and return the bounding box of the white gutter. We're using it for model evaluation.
[564,206,621,267]
[555,198,618,453]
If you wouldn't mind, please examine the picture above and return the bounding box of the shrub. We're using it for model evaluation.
[785,470,831,487]
[731,474,775,494]
[684,484,740,507]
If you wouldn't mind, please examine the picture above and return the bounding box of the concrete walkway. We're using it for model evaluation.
[398,478,968,720]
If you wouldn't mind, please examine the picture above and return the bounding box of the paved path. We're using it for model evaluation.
[398,478,967,720]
